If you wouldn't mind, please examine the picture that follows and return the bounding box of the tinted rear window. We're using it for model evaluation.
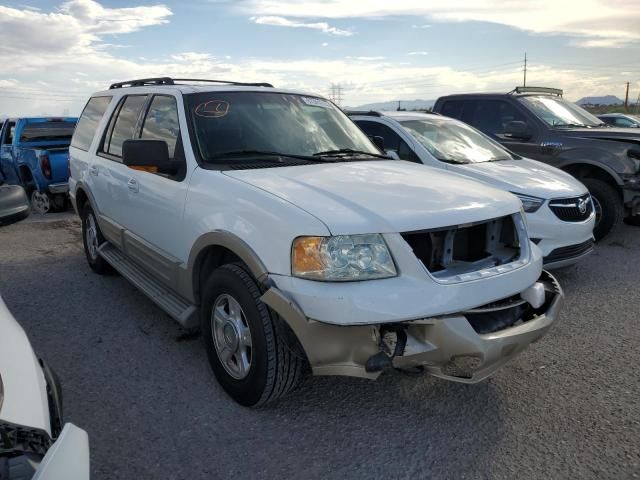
[20,121,76,143]
[71,96,112,151]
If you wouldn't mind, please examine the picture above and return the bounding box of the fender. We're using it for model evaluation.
[554,156,624,186]
[178,230,269,304]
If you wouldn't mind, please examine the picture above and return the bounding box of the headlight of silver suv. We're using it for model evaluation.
[292,234,397,281]
[512,192,544,213]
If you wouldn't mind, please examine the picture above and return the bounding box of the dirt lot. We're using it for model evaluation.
[1,213,639,479]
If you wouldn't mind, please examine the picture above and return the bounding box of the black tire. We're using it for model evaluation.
[81,204,112,274]
[49,193,68,212]
[201,263,304,407]
[624,215,640,226]
[582,178,623,241]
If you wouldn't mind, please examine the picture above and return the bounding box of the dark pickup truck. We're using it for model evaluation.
[433,87,640,240]
[0,117,77,213]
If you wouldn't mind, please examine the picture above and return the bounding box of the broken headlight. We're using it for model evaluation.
[292,234,397,281]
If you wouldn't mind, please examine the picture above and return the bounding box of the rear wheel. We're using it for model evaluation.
[582,178,623,241]
[30,189,50,214]
[81,204,111,274]
[201,263,304,407]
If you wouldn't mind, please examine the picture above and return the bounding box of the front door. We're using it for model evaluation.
[121,94,190,288]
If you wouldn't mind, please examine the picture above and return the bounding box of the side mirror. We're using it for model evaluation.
[504,121,532,140]
[369,135,385,151]
[122,140,175,171]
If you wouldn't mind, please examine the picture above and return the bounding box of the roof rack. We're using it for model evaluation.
[510,86,563,96]
[345,110,382,117]
[108,77,274,90]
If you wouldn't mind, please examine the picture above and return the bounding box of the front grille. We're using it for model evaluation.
[402,215,522,277]
[544,239,594,264]
[549,194,593,222]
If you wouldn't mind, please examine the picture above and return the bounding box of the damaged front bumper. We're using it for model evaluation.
[261,270,563,383]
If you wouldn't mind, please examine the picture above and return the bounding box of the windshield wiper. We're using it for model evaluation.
[206,150,317,163]
[312,148,390,159]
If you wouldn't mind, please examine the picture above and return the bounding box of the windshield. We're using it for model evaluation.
[186,91,379,162]
[399,117,515,163]
[518,96,605,127]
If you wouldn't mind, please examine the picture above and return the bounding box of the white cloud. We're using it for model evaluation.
[407,51,428,56]
[251,16,353,36]
[241,0,640,47]
[0,1,637,116]
[321,42,329,47]
[411,24,431,29]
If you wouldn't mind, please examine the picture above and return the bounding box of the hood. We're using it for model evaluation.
[223,160,522,235]
[452,158,587,199]
[0,296,51,434]
[559,127,640,145]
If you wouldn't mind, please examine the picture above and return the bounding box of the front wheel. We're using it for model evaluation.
[201,263,304,407]
[582,178,623,241]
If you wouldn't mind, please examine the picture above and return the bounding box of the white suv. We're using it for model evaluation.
[69,77,563,406]
[350,111,595,269]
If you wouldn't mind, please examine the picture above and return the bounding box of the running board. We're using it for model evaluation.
[98,243,198,327]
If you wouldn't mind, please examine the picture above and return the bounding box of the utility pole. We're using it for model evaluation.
[624,82,630,111]
[523,52,527,87]
[329,84,344,106]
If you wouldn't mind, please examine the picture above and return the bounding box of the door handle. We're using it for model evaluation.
[127,177,139,193]
[89,165,99,176]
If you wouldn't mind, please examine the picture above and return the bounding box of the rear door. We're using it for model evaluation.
[91,94,148,238]
[120,93,189,288]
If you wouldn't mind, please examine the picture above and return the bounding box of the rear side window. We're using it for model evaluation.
[140,95,180,158]
[71,96,112,151]
[103,95,148,158]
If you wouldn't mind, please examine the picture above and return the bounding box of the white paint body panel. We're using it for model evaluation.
[33,424,90,480]
[351,112,595,259]
[0,295,50,434]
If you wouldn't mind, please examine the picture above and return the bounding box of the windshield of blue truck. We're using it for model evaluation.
[19,121,77,143]
[400,117,515,163]
[187,91,380,163]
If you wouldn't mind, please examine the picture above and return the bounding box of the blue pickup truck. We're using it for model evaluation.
[0,117,77,213]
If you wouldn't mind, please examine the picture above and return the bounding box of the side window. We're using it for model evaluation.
[440,101,465,120]
[613,117,634,127]
[376,124,403,151]
[397,140,420,163]
[140,95,180,158]
[71,96,112,151]
[471,100,528,136]
[102,95,148,158]
[2,122,16,145]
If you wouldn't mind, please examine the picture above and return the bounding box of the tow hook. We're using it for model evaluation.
[365,325,407,373]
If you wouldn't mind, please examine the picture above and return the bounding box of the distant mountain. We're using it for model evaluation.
[576,95,623,106]
[348,99,435,112]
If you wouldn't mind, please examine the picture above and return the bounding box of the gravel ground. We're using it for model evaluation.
[1,214,639,480]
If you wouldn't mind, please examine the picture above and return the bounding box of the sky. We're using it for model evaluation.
[0,0,639,116]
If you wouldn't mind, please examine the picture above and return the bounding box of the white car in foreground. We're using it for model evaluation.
[0,296,89,479]
[70,78,563,406]
[350,111,596,269]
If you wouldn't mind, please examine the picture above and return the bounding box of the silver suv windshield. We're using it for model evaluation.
[399,116,515,163]
[518,96,605,127]
[186,91,381,163]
